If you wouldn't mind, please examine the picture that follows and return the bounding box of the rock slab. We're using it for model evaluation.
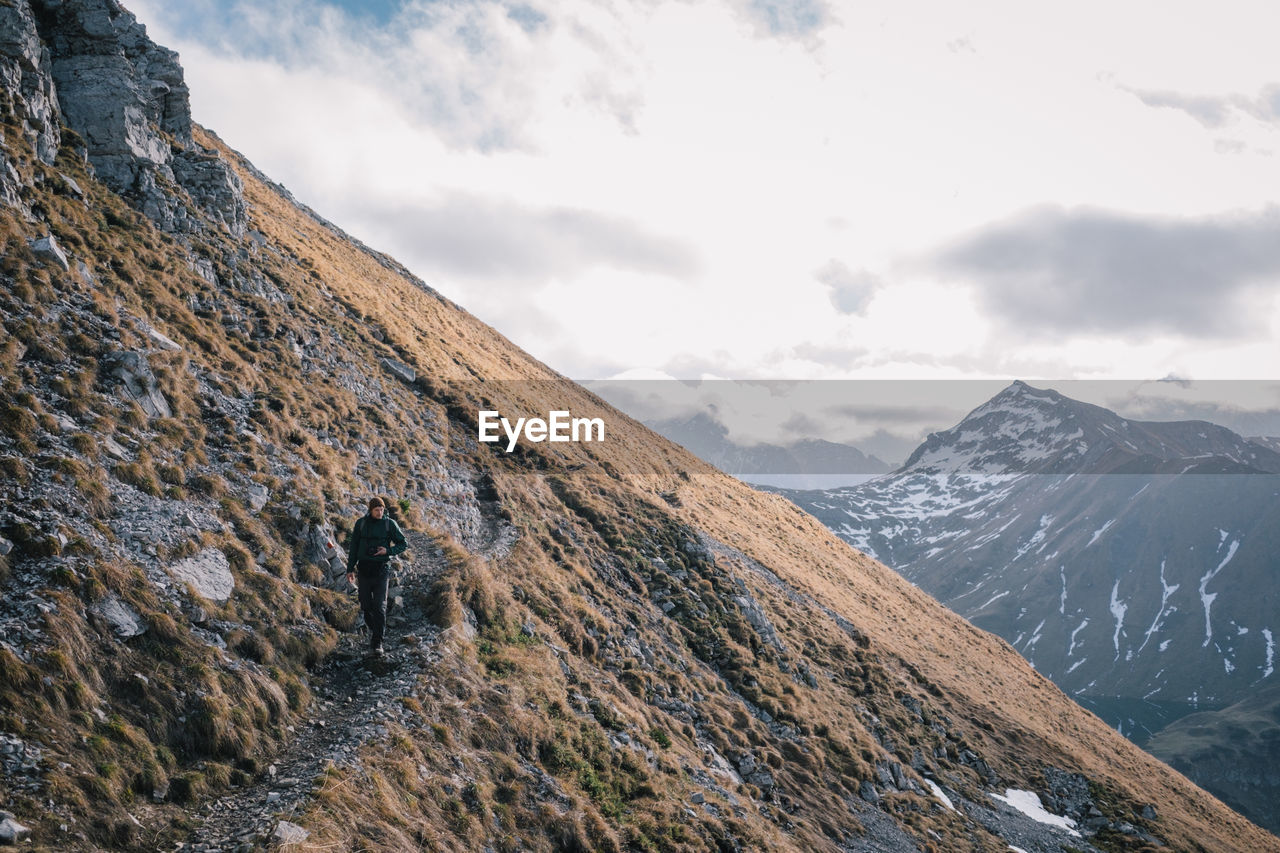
[166,548,234,603]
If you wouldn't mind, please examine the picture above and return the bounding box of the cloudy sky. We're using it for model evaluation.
[129,0,1280,400]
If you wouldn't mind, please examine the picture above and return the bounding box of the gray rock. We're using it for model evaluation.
[57,171,84,197]
[103,350,171,418]
[90,593,147,638]
[0,814,30,845]
[381,358,416,384]
[246,484,269,513]
[29,234,70,270]
[0,535,12,557]
[189,255,217,285]
[31,0,245,234]
[172,147,246,237]
[0,0,62,165]
[37,0,186,186]
[102,436,130,460]
[166,547,234,603]
[272,820,308,844]
[138,319,181,352]
[1043,766,1092,820]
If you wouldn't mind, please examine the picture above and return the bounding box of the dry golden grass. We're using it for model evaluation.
[196,127,1279,851]
[0,107,1270,852]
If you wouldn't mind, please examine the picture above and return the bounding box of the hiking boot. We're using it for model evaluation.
[372,644,385,657]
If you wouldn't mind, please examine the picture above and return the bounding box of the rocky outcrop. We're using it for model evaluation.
[0,0,61,165]
[33,0,186,184]
[0,0,248,234]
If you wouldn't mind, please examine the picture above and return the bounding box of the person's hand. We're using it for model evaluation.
[374,546,387,556]
[346,571,355,586]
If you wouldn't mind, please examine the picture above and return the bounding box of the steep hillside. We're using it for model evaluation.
[1147,683,1280,836]
[0,2,1276,851]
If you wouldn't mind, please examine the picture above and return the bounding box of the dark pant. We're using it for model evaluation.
[356,563,391,648]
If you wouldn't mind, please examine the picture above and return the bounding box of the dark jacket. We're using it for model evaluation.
[346,513,408,573]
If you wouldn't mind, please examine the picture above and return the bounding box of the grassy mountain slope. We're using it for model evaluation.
[1147,683,1280,837]
[0,41,1276,853]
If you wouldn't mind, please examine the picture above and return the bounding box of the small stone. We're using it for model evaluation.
[58,172,84,198]
[90,594,147,639]
[102,437,130,461]
[246,484,270,513]
[690,791,705,804]
[273,821,309,844]
[381,358,416,384]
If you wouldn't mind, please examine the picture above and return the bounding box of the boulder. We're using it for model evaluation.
[29,234,70,270]
[382,358,416,384]
[0,812,31,845]
[103,350,171,418]
[166,548,234,603]
[246,483,269,513]
[90,593,147,638]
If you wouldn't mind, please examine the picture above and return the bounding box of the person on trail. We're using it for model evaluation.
[345,497,408,656]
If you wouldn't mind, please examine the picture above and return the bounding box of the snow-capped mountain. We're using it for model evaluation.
[781,381,1280,742]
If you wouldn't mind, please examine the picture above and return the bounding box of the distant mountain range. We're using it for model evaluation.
[775,381,1280,831]
[647,411,891,489]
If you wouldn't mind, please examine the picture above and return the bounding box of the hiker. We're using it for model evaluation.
[345,497,408,655]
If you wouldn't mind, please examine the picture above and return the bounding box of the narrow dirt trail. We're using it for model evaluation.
[174,530,448,852]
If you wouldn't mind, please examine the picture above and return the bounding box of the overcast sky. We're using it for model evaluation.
[128,0,1280,406]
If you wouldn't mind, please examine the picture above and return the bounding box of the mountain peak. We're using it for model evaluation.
[901,382,1280,476]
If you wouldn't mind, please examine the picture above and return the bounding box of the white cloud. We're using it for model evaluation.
[130,0,1280,381]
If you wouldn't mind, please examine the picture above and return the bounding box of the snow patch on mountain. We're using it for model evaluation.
[923,778,957,813]
[1109,582,1128,660]
[1264,629,1275,679]
[990,790,1081,837]
[1138,560,1180,654]
[980,590,1010,611]
[1068,619,1089,657]
[1199,537,1240,648]
[1087,519,1114,547]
